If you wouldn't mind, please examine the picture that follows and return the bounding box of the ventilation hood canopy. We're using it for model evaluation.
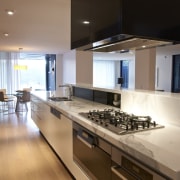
[84,34,173,53]
[72,1,180,52]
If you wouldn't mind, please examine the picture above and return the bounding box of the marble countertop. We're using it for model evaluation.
[31,91,180,180]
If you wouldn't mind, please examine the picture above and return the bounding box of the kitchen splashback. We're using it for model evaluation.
[121,90,180,127]
[73,84,180,127]
[73,86,121,108]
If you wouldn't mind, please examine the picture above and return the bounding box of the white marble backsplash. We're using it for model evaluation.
[72,84,180,127]
[121,90,180,127]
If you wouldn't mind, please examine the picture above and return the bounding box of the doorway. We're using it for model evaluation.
[46,54,56,91]
[172,55,180,93]
[120,60,129,88]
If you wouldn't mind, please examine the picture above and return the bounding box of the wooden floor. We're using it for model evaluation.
[0,110,73,180]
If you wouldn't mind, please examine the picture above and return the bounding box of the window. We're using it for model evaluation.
[93,60,120,87]
[18,59,46,91]
[0,52,47,93]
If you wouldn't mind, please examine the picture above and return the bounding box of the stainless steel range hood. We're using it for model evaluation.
[84,34,173,53]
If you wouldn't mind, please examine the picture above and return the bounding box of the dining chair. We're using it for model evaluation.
[0,89,8,99]
[23,88,32,92]
[15,91,31,112]
[0,91,15,114]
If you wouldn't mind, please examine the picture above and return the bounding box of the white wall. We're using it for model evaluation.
[128,59,135,89]
[62,50,76,84]
[135,48,156,90]
[156,44,180,92]
[121,90,180,127]
[155,54,172,92]
[76,51,93,85]
[56,54,63,89]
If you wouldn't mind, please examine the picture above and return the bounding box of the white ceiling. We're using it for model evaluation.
[0,0,70,54]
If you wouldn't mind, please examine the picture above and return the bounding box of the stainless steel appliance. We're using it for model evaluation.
[79,109,164,135]
[111,146,170,180]
[73,122,170,180]
[73,122,112,180]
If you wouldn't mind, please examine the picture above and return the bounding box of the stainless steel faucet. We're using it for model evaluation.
[59,84,72,100]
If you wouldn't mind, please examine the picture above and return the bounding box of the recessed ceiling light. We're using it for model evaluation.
[4,33,9,37]
[83,21,90,24]
[6,10,15,15]
[142,45,146,48]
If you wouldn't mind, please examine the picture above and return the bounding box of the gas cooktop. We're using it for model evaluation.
[79,109,164,135]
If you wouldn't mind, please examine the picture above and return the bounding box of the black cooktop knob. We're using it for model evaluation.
[126,125,129,130]
[135,124,138,130]
[105,123,108,127]
[131,125,134,130]
[153,121,156,127]
[100,114,104,119]
[142,122,145,129]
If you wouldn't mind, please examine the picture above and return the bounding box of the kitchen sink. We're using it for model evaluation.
[48,97,72,101]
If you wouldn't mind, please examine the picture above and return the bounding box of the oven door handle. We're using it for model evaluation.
[111,166,128,180]
[77,135,95,149]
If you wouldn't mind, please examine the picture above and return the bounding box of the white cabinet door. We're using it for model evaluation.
[50,114,88,180]
[31,95,43,127]
[53,114,72,163]
[31,95,88,180]
[31,95,56,137]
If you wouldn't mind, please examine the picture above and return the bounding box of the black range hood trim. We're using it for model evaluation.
[76,34,173,52]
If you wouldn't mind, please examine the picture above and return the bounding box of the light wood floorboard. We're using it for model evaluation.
[0,110,73,180]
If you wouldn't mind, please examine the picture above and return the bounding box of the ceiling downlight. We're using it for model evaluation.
[5,10,15,15]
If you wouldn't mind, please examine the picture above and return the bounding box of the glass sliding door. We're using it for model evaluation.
[46,54,56,91]
[172,55,180,93]
[120,60,129,88]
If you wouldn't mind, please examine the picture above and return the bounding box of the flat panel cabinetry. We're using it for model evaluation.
[31,95,44,128]
[122,0,180,41]
[72,0,180,49]
[91,0,121,42]
[50,114,72,166]
[71,0,91,49]
[71,0,121,49]
[48,110,89,180]
[31,95,88,180]
[31,95,55,137]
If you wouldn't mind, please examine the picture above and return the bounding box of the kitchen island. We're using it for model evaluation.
[31,90,180,180]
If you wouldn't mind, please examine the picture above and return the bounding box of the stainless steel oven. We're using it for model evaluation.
[73,122,112,180]
[73,122,170,180]
[111,146,170,180]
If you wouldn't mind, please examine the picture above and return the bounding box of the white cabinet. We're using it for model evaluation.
[49,112,89,180]
[31,95,56,137]
[31,95,88,180]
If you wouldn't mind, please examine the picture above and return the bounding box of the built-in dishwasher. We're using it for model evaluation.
[73,122,112,180]
[73,122,171,180]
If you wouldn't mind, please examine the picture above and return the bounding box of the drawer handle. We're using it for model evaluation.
[111,166,128,180]
[77,135,95,149]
